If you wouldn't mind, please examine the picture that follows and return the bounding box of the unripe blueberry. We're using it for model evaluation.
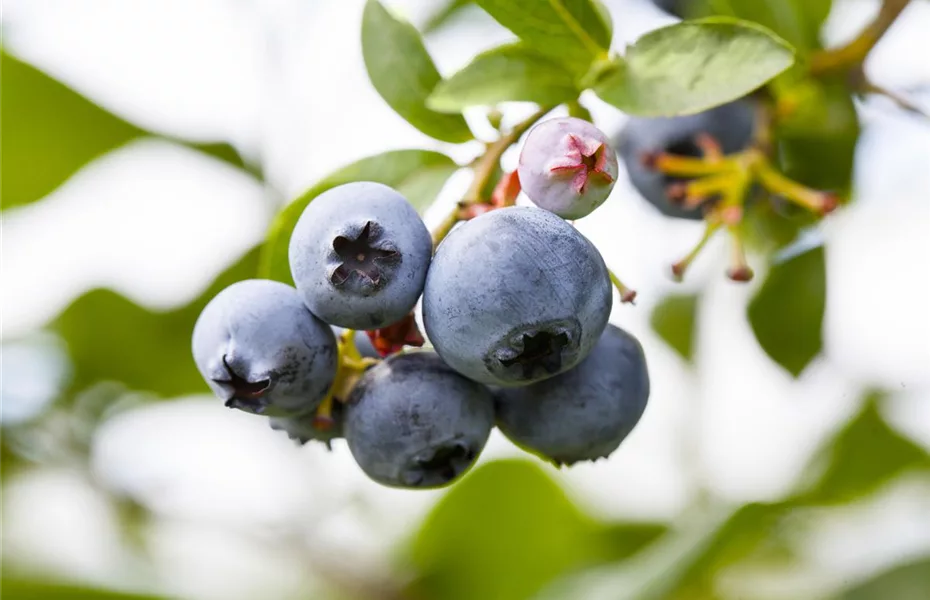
[192,279,337,416]
[495,324,649,465]
[422,207,612,387]
[344,352,494,489]
[517,117,619,219]
[288,182,432,330]
[618,100,755,220]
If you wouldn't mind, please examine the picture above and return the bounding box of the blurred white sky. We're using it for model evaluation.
[2,1,930,598]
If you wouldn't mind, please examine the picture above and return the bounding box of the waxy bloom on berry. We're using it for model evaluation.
[517,117,619,219]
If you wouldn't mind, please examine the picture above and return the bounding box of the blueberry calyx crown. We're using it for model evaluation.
[548,134,615,194]
[330,221,399,286]
[212,355,271,413]
[499,331,570,379]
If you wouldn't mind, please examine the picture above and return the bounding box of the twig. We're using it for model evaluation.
[809,0,912,76]
[431,107,551,248]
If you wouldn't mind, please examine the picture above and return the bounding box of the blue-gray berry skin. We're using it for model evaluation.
[288,182,432,330]
[344,352,494,489]
[422,206,612,387]
[191,279,337,417]
[618,100,755,220]
[651,0,688,18]
[495,324,650,466]
[269,402,343,448]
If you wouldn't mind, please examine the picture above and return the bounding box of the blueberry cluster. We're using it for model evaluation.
[192,118,649,489]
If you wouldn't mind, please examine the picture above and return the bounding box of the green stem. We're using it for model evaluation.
[809,0,912,76]
[431,107,552,248]
[608,269,637,304]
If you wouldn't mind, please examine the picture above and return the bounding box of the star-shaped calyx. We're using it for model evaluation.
[500,331,570,379]
[330,221,398,286]
[547,134,615,194]
[212,355,271,413]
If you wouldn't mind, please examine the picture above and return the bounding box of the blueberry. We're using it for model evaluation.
[288,182,433,330]
[517,117,619,219]
[269,400,343,447]
[422,206,612,386]
[494,324,649,465]
[650,0,688,18]
[618,100,756,220]
[344,351,494,489]
[192,279,338,416]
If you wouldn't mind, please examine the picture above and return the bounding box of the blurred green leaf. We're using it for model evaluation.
[595,18,794,117]
[650,294,698,362]
[748,245,825,377]
[428,43,578,111]
[539,503,789,600]
[796,392,930,504]
[52,249,260,398]
[773,78,860,193]
[1,51,139,211]
[474,0,612,75]
[681,0,832,53]
[0,576,164,600]
[361,0,473,143]
[259,150,457,284]
[838,557,930,600]
[1,52,254,212]
[422,0,473,33]
[408,459,633,600]
[635,502,790,600]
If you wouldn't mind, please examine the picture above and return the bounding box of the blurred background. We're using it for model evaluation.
[2,0,930,598]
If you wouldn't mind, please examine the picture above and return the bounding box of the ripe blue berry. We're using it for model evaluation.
[517,117,619,219]
[269,403,343,447]
[344,352,494,489]
[192,279,337,416]
[495,324,650,465]
[288,182,432,330]
[422,206,612,387]
[618,100,755,220]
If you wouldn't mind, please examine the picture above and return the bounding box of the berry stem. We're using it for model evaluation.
[607,269,638,304]
[671,220,722,281]
[643,151,738,177]
[314,330,379,426]
[808,0,912,76]
[752,159,838,215]
[726,227,754,282]
[431,107,552,248]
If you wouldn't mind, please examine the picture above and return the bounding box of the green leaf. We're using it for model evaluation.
[361,0,473,143]
[1,51,140,211]
[773,78,860,193]
[838,557,930,600]
[681,0,832,53]
[796,392,930,504]
[52,249,260,398]
[637,503,791,600]
[428,43,579,111]
[259,150,458,284]
[0,577,165,600]
[595,18,795,117]
[422,0,473,34]
[474,0,612,75]
[1,52,254,212]
[407,459,631,600]
[650,294,698,362]
[748,245,825,376]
